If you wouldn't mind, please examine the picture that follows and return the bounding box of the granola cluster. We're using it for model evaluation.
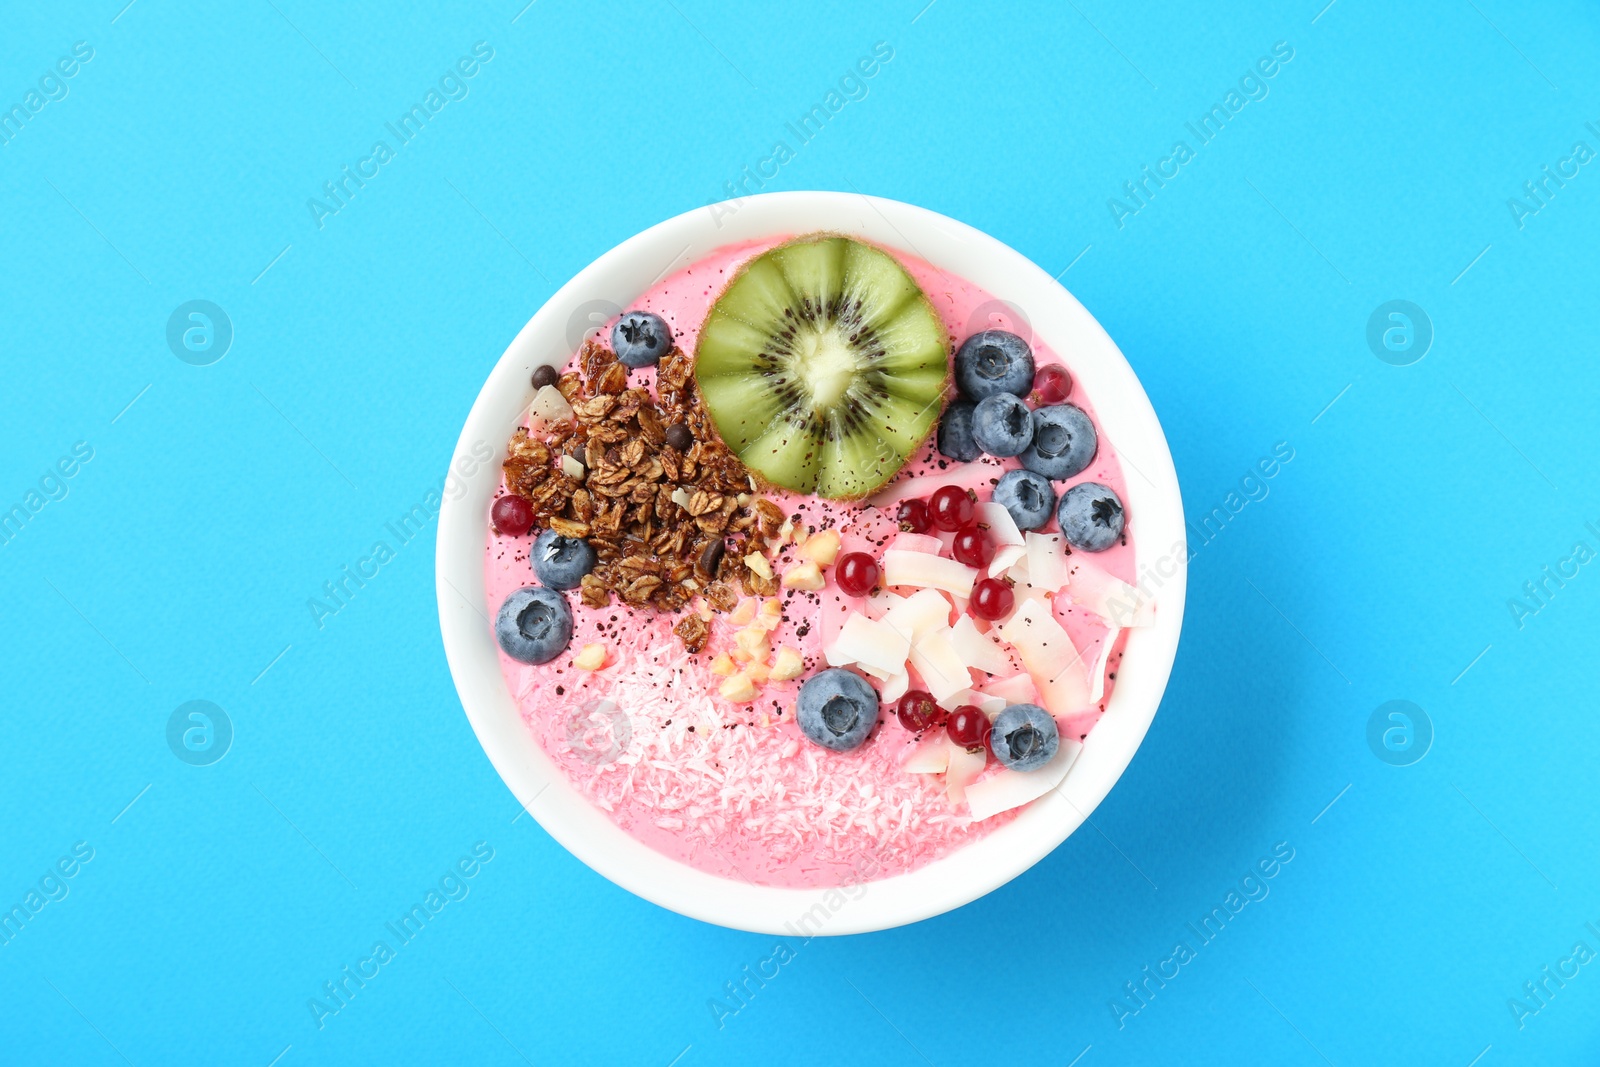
[502,340,787,650]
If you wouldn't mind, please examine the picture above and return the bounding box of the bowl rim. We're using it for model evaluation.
[436,190,1186,935]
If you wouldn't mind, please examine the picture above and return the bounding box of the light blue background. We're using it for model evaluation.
[2,1,1597,1063]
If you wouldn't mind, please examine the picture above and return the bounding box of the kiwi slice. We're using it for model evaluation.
[694,235,950,499]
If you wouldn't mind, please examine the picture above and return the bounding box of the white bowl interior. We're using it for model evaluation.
[436,191,1186,935]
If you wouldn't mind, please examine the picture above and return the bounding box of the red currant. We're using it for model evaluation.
[835,552,880,597]
[491,495,533,537]
[896,498,930,533]
[895,690,946,732]
[929,485,975,532]
[1033,363,1072,404]
[970,577,1014,621]
[951,525,994,568]
[947,705,991,752]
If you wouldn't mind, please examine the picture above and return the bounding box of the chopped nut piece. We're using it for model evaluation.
[750,599,782,632]
[729,598,757,625]
[744,552,773,580]
[770,646,805,681]
[734,628,770,662]
[798,529,841,565]
[782,560,826,591]
[719,673,758,703]
[709,653,736,676]
[528,385,574,427]
[573,643,607,670]
[559,455,586,480]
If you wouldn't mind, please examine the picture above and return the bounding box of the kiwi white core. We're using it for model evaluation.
[795,326,859,409]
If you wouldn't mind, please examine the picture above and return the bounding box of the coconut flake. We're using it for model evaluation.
[989,543,1027,578]
[825,613,911,676]
[946,743,986,806]
[949,614,1012,676]
[965,737,1083,821]
[908,628,972,703]
[890,532,945,555]
[902,734,951,773]
[1024,532,1069,591]
[980,673,1039,706]
[883,549,977,597]
[882,588,952,644]
[1090,626,1121,702]
[975,502,1025,547]
[1066,557,1156,627]
[998,598,1090,715]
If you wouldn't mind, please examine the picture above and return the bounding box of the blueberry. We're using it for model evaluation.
[971,393,1034,457]
[611,311,673,368]
[532,529,598,590]
[1058,482,1125,552]
[991,704,1059,771]
[1020,404,1097,480]
[494,586,573,664]
[993,469,1056,531]
[937,400,980,462]
[796,668,878,752]
[955,330,1035,400]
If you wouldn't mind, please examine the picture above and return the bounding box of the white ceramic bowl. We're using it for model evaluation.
[436,191,1186,935]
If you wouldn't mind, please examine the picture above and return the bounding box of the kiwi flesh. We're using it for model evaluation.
[694,235,950,499]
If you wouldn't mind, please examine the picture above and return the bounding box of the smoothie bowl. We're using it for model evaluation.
[437,192,1185,934]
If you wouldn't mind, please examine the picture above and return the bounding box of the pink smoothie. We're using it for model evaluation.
[484,237,1136,888]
